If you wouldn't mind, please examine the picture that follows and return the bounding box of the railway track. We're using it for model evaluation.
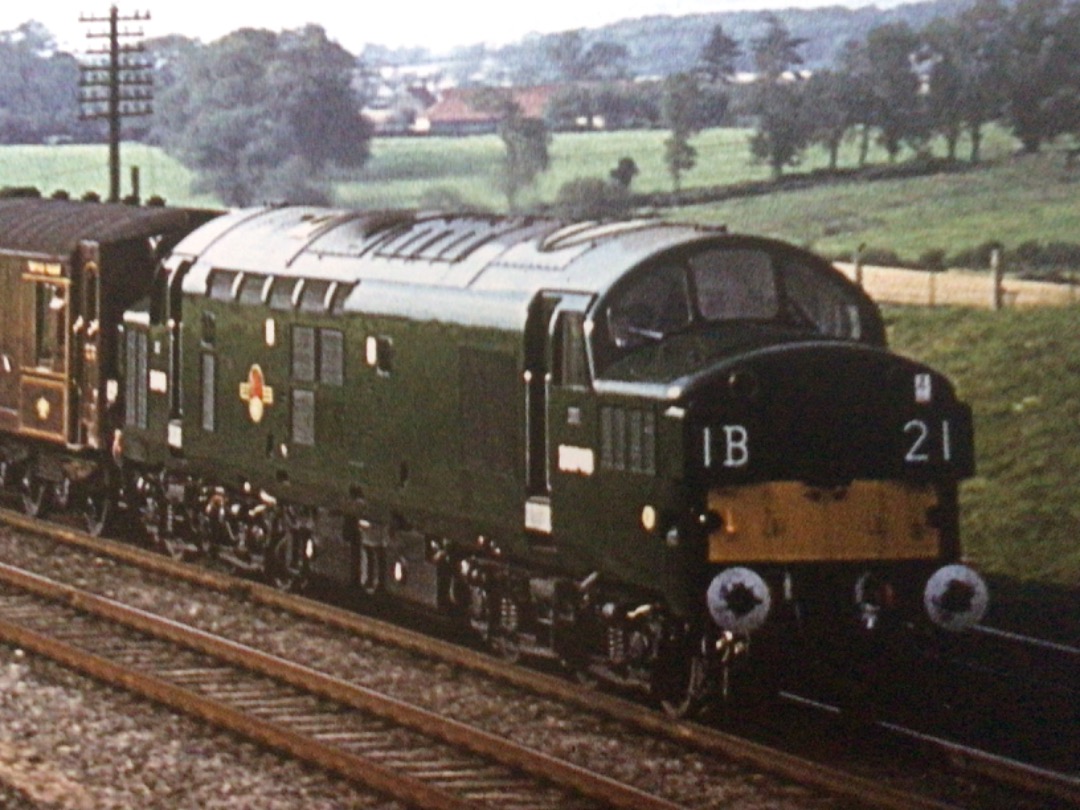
[1,507,1076,809]
[0,561,680,810]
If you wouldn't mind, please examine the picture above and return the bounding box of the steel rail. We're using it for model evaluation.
[0,560,682,810]
[3,507,1062,809]
[878,721,1080,806]
[971,623,1080,657]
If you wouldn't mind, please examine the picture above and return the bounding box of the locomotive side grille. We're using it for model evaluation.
[600,405,656,474]
[291,389,316,446]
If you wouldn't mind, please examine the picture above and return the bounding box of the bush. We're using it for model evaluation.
[418,186,484,212]
[858,247,904,267]
[948,240,1005,270]
[918,248,947,271]
[553,177,633,221]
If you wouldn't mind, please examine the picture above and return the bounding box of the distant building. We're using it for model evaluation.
[419,86,558,136]
[362,85,438,136]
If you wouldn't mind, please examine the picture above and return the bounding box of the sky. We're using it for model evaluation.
[2,1,917,54]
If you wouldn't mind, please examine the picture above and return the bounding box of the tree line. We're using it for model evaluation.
[555,0,1080,195]
[2,0,1080,209]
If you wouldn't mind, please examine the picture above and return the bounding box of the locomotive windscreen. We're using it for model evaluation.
[597,242,882,378]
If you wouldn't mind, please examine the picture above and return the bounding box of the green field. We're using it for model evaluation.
[675,146,1080,265]
[0,143,219,208]
[6,125,1070,273]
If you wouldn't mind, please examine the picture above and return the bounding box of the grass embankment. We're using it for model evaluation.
[0,143,219,207]
[889,306,1079,638]
[676,147,1080,267]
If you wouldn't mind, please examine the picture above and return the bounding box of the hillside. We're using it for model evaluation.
[496,0,977,76]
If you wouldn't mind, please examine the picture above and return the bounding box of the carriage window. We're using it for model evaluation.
[689,249,778,321]
[34,282,67,371]
[607,264,691,348]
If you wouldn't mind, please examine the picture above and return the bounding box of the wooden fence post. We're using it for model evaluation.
[991,248,1004,310]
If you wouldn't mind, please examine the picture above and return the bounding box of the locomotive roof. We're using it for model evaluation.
[0,198,214,259]
[174,206,721,302]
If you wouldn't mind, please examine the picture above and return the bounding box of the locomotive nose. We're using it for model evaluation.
[923,564,989,632]
[706,567,772,634]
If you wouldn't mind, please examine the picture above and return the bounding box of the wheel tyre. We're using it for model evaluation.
[21,473,50,518]
[266,523,308,592]
[82,493,112,537]
[359,544,382,596]
[656,648,709,719]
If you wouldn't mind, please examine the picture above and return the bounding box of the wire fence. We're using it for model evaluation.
[835,262,1080,309]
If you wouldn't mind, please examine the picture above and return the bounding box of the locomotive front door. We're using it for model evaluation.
[523,292,593,544]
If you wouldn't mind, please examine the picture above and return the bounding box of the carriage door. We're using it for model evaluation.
[20,261,71,442]
[75,242,102,448]
[524,292,593,541]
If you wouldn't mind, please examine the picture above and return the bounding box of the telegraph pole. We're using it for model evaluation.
[79,7,152,203]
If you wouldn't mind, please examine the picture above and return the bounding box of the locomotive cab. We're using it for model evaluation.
[569,237,986,708]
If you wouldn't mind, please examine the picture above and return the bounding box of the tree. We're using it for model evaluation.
[580,41,631,81]
[546,31,587,81]
[697,24,742,84]
[748,82,809,179]
[922,1,1008,163]
[751,14,806,81]
[837,39,878,167]
[661,73,702,191]
[745,15,810,179]
[863,23,926,161]
[998,0,1080,153]
[802,70,857,170]
[610,157,639,190]
[473,91,551,210]
[544,31,630,82]
[155,26,371,206]
[0,21,80,144]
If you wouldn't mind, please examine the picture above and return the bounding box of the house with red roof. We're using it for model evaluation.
[417,86,559,136]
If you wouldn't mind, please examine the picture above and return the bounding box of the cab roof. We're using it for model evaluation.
[174,206,721,302]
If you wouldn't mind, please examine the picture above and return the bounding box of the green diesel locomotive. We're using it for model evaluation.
[0,200,988,714]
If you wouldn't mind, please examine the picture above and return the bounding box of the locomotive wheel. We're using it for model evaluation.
[159,525,191,561]
[265,511,309,592]
[20,471,51,519]
[654,635,710,719]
